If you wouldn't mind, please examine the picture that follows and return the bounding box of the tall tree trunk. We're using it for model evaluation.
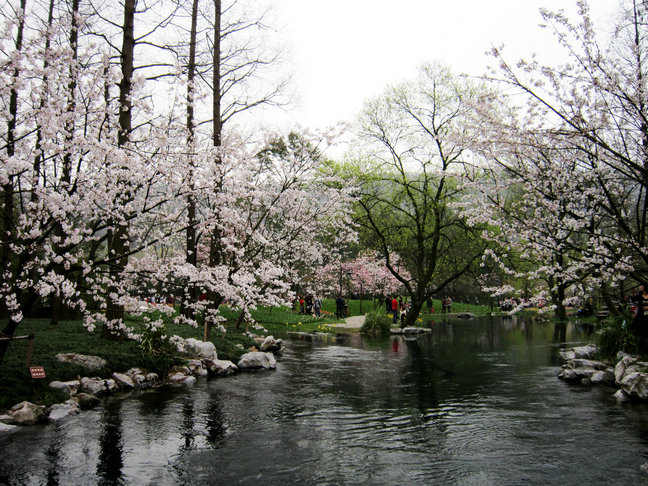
[31,0,55,204]
[182,0,199,321]
[205,0,222,342]
[0,0,28,364]
[52,0,81,326]
[548,274,568,322]
[212,0,221,148]
[104,0,135,338]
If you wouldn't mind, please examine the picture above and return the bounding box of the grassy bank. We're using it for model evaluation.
[0,302,340,411]
[0,297,500,411]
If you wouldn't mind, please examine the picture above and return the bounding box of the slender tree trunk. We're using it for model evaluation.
[104,0,135,338]
[31,0,55,204]
[182,0,199,321]
[52,0,81,326]
[0,0,28,363]
[212,0,221,148]
[205,0,222,342]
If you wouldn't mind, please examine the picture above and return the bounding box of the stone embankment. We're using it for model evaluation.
[558,343,648,401]
[0,335,284,431]
[558,343,648,474]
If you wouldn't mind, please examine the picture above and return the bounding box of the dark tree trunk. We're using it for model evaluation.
[0,0,28,363]
[105,0,136,335]
[182,0,199,321]
[204,0,223,342]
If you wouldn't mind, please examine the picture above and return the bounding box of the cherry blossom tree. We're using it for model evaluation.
[0,0,353,368]
[462,0,644,314]
[306,251,404,302]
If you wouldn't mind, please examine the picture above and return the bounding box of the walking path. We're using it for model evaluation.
[331,314,366,329]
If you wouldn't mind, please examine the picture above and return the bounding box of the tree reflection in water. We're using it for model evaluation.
[181,397,195,450]
[45,432,61,486]
[206,390,227,447]
[97,398,124,485]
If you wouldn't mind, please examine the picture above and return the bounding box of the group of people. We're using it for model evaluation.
[385,296,410,324]
[440,296,453,313]
[297,294,323,317]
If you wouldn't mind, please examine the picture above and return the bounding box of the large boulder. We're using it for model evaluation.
[166,372,197,386]
[48,400,80,422]
[178,338,217,360]
[615,357,648,399]
[559,343,599,362]
[124,368,158,388]
[615,356,638,383]
[49,380,80,397]
[112,372,136,390]
[558,358,609,383]
[79,377,111,396]
[187,359,208,377]
[3,401,47,425]
[591,369,616,385]
[55,353,107,371]
[258,336,284,354]
[205,358,238,376]
[237,352,276,370]
[73,393,100,410]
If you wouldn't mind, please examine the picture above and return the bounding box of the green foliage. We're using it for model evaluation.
[361,308,393,335]
[0,319,185,411]
[597,312,637,359]
[138,326,177,358]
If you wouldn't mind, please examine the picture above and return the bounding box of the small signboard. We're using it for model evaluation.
[29,366,46,379]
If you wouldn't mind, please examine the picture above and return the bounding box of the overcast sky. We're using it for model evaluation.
[269,0,620,132]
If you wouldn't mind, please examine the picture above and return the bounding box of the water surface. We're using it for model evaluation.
[1,316,648,485]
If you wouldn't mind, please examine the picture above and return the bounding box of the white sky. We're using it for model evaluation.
[270,0,620,132]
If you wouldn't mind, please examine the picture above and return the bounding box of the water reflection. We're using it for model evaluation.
[205,391,227,447]
[2,317,648,485]
[181,398,195,450]
[45,431,61,486]
[97,399,124,485]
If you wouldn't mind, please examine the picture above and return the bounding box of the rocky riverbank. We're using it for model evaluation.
[0,335,284,431]
[558,343,648,401]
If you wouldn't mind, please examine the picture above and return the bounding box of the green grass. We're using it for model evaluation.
[0,297,503,412]
[0,319,185,411]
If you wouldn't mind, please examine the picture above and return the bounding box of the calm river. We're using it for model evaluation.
[2,316,648,485]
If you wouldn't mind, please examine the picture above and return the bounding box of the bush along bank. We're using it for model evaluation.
[0,335,284,430]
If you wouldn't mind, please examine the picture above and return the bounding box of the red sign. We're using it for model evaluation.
[29,366,46,379]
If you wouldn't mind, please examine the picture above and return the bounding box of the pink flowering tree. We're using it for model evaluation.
[0,1,356,367]
[460,1,645,316]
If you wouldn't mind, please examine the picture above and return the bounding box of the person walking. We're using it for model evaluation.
[391,296,399,324]
[314,295,322,317]
[336,294,345,319]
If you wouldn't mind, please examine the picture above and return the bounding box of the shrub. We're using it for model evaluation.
[597,311,637,359]
[361,309,393,335]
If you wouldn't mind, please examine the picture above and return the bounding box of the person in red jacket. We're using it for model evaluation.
[391,297,399,324]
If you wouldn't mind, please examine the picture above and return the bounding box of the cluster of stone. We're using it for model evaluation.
[390,327,432,335]
[0,335,285,429]
[286,331,345,343]
[558,343,648,400]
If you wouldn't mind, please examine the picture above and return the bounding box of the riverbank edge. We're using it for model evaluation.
[0,335,287,430]
[0,312,595,429]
